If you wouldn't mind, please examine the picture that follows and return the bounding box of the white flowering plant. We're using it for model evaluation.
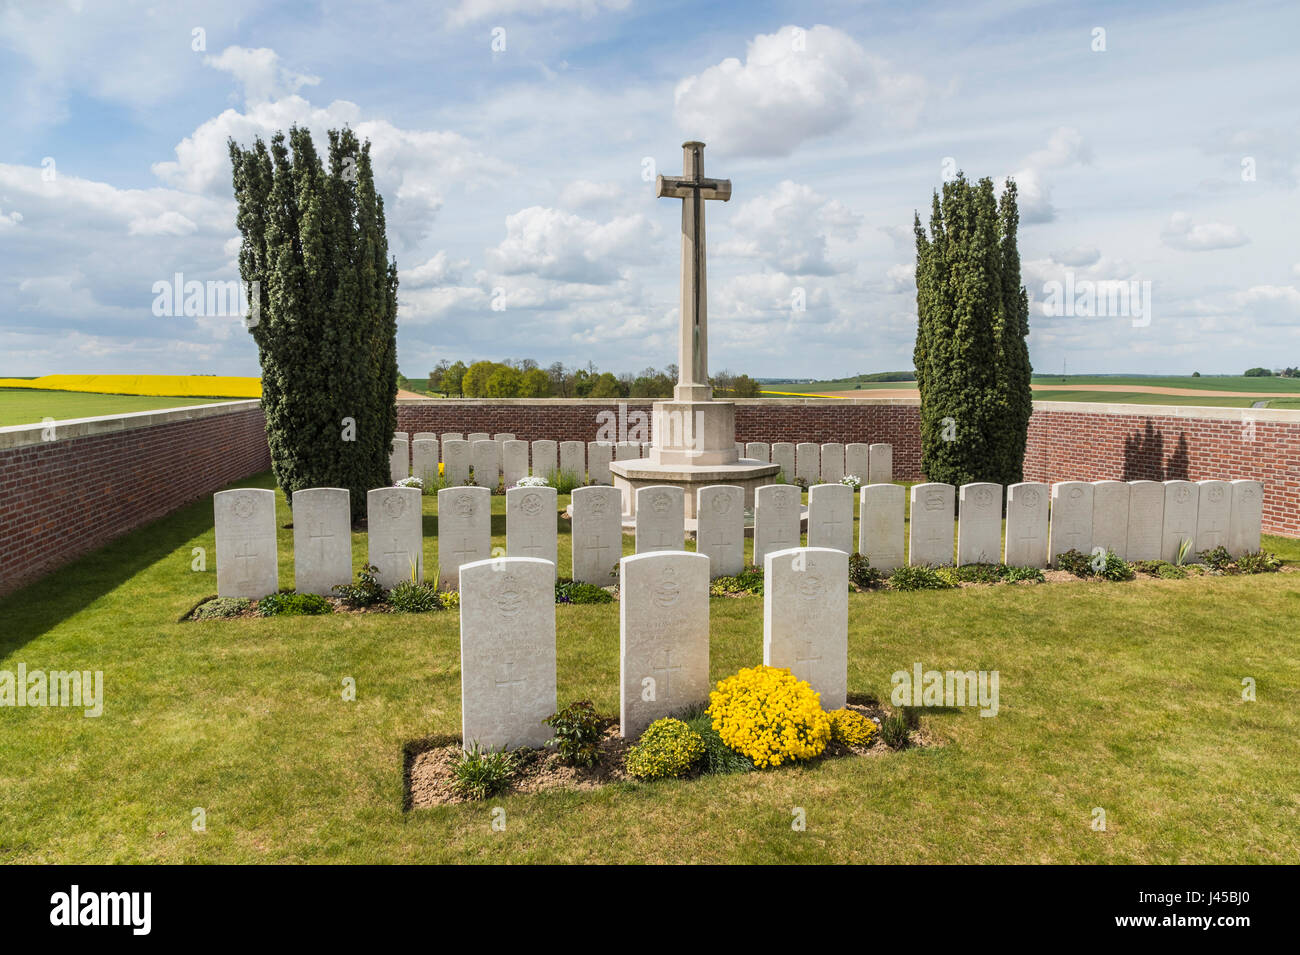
[396,476,424,490]
[516,475,550,488]
[841,474,862,491]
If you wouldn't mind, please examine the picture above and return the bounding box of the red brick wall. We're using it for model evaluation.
[397,400,1299,537]
[0,404,270,597]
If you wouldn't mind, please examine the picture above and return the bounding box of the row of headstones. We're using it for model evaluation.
[389,433,643,487]
[900,478,1264,569]
[388,431,895,488]
[460,547,849,749]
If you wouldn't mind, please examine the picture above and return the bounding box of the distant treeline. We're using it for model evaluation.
[418,360,763,399]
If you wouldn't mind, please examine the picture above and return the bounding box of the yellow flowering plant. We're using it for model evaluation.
[707,665,832,768]
[829,708,878,747]
[624,718,705,779]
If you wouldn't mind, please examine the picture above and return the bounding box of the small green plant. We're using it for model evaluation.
[543,700,604,767]
[545,468,583,495]
[1002,564,1045,584]
[1054,549,1094,577]
[332,564,386,609]
[1235,550,1282,574]
[940,562,1005,586]
[848,553,885,589]
[389,579,442,612]
[683,708,753,775]
[880,710,912,749]
[190,597,252,620]
[888,565,955,591]
[709,566,765,596]
[1198,545,1233,572]
[451,744,517,800]
[1096,550,1135,582]
[437,589,460,610]
[555,577,614,604]
[257,591,332,617]
[1175,537,1194,566]
[624,718,705,779]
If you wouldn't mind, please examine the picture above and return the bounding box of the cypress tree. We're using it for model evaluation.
[229,126,399,521]
[913,173,1032,489]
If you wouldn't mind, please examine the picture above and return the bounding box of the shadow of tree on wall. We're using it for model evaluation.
[1122,421,1190,481]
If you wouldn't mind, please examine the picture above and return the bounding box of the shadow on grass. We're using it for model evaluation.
[0,471,276,659]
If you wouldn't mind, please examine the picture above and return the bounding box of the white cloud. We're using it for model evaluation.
[716,180,861,275]
[403,251,470,288]
[204,46,320,105]
[1161,212,1250,251]
[884,263,915,292]
[487,206,649,283]
[1051,246,1101,267]
[557,179,621,210]
[1238,285,1300,326]
[128,211,198,237]
[1000,127,1091,224]
[673,25,925,157]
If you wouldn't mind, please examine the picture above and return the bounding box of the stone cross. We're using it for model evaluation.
[657,141,731,402]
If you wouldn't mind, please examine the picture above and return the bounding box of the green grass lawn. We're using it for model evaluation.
[2,472,1297,863]
[0,388,229,426]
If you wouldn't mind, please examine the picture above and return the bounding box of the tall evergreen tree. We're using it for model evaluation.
[229,126,399,521]
[913,173,1032,490]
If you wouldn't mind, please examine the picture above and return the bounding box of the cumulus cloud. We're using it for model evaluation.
[446,0,629,27]
[1050,246,1101,267]
[999,127,1091,224]
[884,263,915,292]
[402,251,469,288]
[557,179,621,210]
[1161,212,1250,251]
[716,180,861,275]
[204,46,320,105]
[673,25,926,157]
[1238,285,1300,325]
[487,206,649,283]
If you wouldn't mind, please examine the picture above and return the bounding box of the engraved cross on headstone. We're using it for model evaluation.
[651,647,683,697]
[495,660,526,714]
[656,141,731,402]
[310,521,334,561]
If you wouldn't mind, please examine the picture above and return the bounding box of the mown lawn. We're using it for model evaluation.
[1,472,1297,863]
[0,388,227,426]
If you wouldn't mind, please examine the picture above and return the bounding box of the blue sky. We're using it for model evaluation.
[1,0,1297,380]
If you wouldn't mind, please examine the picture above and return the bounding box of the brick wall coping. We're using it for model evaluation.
[0,399,263,450]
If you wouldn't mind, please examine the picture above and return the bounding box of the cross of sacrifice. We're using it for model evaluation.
[495,660,526,714]
[656,141,731,401]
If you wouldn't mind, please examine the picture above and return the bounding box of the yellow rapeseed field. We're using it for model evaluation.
[0,374,261,398]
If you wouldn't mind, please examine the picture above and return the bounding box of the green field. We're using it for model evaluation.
[0,388,229,426]
[1029,374,1300,393]
[2,472,1297,864]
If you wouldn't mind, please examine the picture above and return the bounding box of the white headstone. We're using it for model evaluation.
[845,443,870,482]
[734,441,744,458]
[412,438,440,486]
[619,551,710,738]
[795,443,820,485]
[587,441,614,484]
[696,485,745,576]
[571,486,623,584]
[615,441,640,461]
[1049,481,1094,565]
[771,443,796,482]
[413,432,437,442]
[394,431,409,443]
[501,439,529,488]
[1194,480,1232,555]
[807,482,854,555]
[1004,482,1049,568]
[859,484,904,571]
[441,432,464,443]
[493,433,515,442]
[763,546,848,711]
[292,487,351,596]
[531,439,557,479]
[754,483,803,565]
[819,443,845,484]
[215,488,278,597]
[468,432,490,443]
[634,485,685,553]
[1228,479,1263,556]
[745,441,770,462]
[437,486,492,590]
[868,444,893,485]
[459,557,556,751]
[442,439,471,486]
[389,436,410,482]
[559,441,585,483]
[471,439,499,491]
[909,483,955,567]
[1091,480,1130,560]
[367,486,423,589]
[1125,480,1165,562]
[957,482,1002,565]
[506,485,557,574]
[1160,480,1199,563]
